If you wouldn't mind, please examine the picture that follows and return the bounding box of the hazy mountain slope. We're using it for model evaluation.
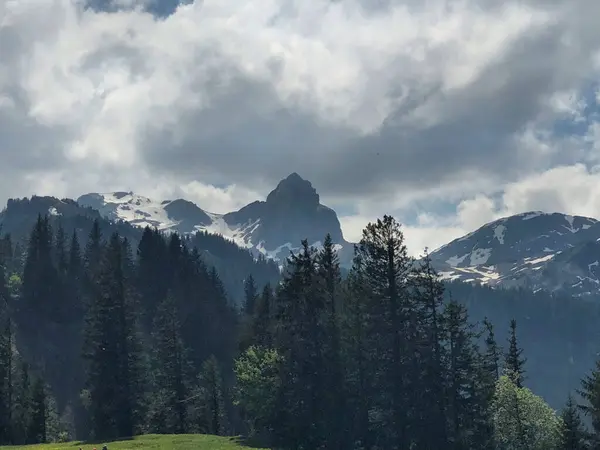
[429,211,600,296]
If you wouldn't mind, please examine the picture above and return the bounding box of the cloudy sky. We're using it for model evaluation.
[2,0,600,254]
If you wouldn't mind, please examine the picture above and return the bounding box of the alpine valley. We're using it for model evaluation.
[76,173,600,299]
[4,172,600,299]
[4,173,600,410]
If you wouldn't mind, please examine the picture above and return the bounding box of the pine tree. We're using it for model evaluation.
[54,222,68,276]
[341,250,372,449]
[0,255,12,444]
[316,234,344,449]
[355,215,413,448]
[84,232,140,440]
[13,361,32,444]
[148,294,190,434]
[251,283,273,348]
[243,275,258,316]
[483,318,500,381]
[442,300,488,450]
[136,227,168,332]
[28,377,46,444]
[505,319,527,388]
[196,356,226,436]
[578,358,600,449]
[410,250,447,448]
[271,240,327,449]
[560,395,588,450]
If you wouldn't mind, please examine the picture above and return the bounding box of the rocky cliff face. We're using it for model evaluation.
[77,173,351,265]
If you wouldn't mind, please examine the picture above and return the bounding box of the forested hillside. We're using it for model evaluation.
[1,214,600,449]
[0,197,280,305]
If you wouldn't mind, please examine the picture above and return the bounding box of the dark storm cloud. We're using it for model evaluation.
[137,1,600,199]
[1,0,600,209]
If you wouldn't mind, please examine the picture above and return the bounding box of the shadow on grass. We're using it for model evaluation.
[235,434,270,449]
[78,435,134,446]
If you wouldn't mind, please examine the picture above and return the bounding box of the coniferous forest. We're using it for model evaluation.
[2,214,600,449]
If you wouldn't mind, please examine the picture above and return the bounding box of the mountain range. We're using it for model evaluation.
[4,173,600,410]
[3,172,600,298]
[77,172,354,266]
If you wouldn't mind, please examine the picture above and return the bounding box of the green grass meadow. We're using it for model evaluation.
[0,434,268,450]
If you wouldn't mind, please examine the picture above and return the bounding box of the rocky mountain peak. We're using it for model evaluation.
[266,172,319,209]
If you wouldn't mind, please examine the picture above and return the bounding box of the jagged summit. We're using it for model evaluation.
[76,174,352,265]
[266,172,319,208]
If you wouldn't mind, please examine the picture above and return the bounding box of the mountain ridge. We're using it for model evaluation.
[6,175,600,297]
[428,210,600,296]
[77,173,353,265]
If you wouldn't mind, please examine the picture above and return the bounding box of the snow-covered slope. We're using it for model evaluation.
[77,174,352,264]
[429,211,600,296]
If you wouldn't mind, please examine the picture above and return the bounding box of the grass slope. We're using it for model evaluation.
[0,434,268,450]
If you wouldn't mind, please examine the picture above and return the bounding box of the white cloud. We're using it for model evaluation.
[340,164,600,256]
[2,0,600,255]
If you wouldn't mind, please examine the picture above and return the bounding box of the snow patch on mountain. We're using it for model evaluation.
[494,224,506,244]
[429,211,600,296]
[469,248,492,265]
[77,181,352,266]
[446,254,468,267]
[521,211,545,220]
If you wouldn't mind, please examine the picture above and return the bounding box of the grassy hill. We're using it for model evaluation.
[0,434,268,450]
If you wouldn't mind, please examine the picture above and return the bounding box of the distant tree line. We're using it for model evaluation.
[2,214,600,449]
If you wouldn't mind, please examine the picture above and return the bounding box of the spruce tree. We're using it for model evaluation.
[251,283,273,348]
[483,317,500,381]
[196,356,226,436]
[0,257,12,444]
[243,275,258,316]
[54,222,68,276]
[148,294,190,434]
[411,250,447,448]
[578,358,600,449]
[505,319,526,388]
[560,395,588,450]
[442,300,488,449]
[340,250,372,449]
[13,361,32,445]
[271,240,326,449]
[316,234,344,449]
[84,233,140,440]
[28,377,46,444]
[355,215,413,448]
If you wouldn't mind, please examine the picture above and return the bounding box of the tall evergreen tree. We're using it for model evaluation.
[341,250,372,449]
[148,294,191,434]
[271,240,327,449]
[355,215,413,449]
[483,317,501,381]
[442,300,488,450]
[136,227,168,332]
[250,283,273,348]
[316,234,344,450]
[243,275,258,316]
[560,395,588,450]
[196,356,227,436]
[578,359,600,449]
[54,223,68,276]
[0,254,12,444]
[83,232,140,440]
[411,250,447,449]
[13,361,32,445]
[28,377,46,444]
[505,319,527,388]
